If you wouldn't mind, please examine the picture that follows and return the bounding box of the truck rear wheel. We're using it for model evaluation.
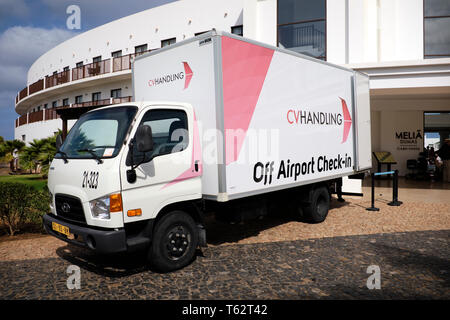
[302,186,330,223]
[148,211,198,272]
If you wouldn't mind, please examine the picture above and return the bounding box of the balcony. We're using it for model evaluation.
[72,59,111,81]
[28,110,44,124]
[15,96,132,128]
[46,71,70,89]
[29,79,44,95]
[112,50,150,72]
[19,87,28,100]
[14,49,152,107]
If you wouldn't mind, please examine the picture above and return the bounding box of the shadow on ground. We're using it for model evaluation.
[55,243,206,277]
[205,196,353,246]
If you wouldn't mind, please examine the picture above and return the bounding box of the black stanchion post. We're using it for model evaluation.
[388,170,403,206]
[366,172,380,211]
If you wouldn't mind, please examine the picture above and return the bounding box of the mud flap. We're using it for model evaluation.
[197,224,207,247]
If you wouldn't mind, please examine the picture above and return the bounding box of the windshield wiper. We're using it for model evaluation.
[77,149,103,164]
[56,150,68,163]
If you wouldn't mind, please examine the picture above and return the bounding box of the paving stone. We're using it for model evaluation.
[0,230,448,299]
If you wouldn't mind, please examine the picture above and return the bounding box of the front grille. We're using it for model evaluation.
[55,194,86,224]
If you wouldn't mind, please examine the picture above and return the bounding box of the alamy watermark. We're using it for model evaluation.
[66,265,81,289]
[366,265,381,290]
[66,5,81,30]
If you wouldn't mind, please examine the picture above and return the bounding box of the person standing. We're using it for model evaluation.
[12,148,19,172]
[437,139,450,182]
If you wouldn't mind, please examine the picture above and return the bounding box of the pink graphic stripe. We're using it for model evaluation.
[161,112,202,189]
[183,62,193,89]
[222,36,274,165]
[340,97,352,143]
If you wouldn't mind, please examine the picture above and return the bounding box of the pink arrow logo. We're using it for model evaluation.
[340,97,352,143]
[183,62,193,89]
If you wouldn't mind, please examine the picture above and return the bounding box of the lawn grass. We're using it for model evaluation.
[0,174,47,191]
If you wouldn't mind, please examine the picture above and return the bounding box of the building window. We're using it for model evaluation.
[424,112,450,149]
[231,25,243,36]
[37,106,41,111]
[111,89,122,98]
[22,135,25,141]
[93,56,102,63]
[111,50,122,58]
[52,101,57,108]
[44,103,48,109]
[92,92,101,101]
[161,37,176,48]
[62,98,69,106]
[135,44,148,55]
[75,95,83,104]
[63,66,69,72]
[76,61,83,68]
[424,0,450,58]
[277,0,326,60]
[195,31,208,36]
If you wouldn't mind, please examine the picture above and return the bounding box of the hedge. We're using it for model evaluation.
[0,182,50,236]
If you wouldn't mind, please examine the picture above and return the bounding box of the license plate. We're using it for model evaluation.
[52,222,70,237]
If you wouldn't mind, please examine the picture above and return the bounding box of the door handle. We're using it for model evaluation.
[194,160,199,172]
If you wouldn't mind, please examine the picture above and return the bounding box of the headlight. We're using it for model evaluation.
[89,196,111,220]
[89,193,122,220]
[49,192,54,211]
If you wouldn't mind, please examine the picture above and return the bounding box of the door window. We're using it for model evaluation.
[127,109,189,165]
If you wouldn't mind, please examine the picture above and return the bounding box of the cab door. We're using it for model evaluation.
[120,104,202,223]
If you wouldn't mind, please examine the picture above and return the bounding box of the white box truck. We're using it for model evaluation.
[43,31,372,271]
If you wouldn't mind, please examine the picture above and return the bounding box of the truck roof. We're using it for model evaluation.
[134,29,366,77]
[87,101,192,113]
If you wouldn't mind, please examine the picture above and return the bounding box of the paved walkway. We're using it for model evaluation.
[0,230,448,299]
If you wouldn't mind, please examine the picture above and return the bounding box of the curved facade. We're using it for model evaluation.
[15,0,245,142]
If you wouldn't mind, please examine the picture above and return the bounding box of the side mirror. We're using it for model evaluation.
[55,134,63,150]
[135,125,153,153]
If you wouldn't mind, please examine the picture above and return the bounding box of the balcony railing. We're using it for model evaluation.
[28,79,44,95]
[111,96,133,104]
[19,87,28,100]
[28,110,44,124]
[72,98,111,108]
[15,96,133,128]
[15,50,145,104]
[46,70,70,89]
[44,109,60,121]
[17,115,27,127]
[72,59,111,81]
[112,50,150,72]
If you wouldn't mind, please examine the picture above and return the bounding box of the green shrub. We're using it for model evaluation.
[28,189,51,228]
[0,182,50,235]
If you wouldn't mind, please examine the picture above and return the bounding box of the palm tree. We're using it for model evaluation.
[37,135,57,178]
[0,139,25,158]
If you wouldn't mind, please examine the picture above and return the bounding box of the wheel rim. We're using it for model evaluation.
[165,225,191,260]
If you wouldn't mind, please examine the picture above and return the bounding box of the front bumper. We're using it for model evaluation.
[43,213,127,254]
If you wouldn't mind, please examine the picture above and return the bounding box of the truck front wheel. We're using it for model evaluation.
[302,186,330,223]
[148,211,199,272]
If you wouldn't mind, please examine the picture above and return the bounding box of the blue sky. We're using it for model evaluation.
[0,0,175,140]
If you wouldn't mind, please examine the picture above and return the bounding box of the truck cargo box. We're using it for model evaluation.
[133,30,371,202]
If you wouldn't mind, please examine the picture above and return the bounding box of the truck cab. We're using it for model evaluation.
[43,102,205,271]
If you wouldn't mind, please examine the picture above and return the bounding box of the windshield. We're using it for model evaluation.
[55,106,137,159]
